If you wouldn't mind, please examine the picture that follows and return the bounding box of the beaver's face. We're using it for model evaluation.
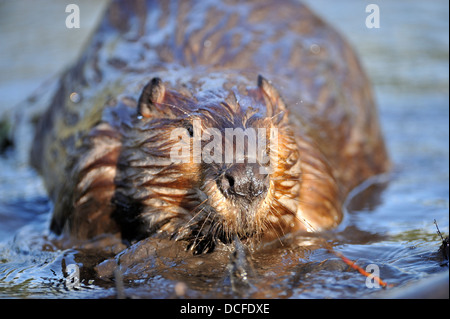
[119,76,301,253]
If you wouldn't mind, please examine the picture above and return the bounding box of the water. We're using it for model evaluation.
[0,0,448,299]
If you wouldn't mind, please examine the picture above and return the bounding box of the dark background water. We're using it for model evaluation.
[0,0,448,299]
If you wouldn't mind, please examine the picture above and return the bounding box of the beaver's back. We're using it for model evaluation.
[31,0,389,240]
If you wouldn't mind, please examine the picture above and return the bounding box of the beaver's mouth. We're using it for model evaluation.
[214,167,270,237]
[178,165,271,254]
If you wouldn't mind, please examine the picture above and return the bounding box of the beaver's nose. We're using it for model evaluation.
[221,163,269,200]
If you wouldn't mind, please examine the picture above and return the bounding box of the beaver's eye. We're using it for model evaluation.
[185,123,194,137]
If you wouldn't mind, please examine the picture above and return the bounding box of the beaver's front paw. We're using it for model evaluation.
[173,230,216,254]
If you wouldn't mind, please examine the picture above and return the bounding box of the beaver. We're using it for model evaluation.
[31,0,390,254]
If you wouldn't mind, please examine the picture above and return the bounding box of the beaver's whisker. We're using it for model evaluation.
[192,208,213,248]
[273,195,317,206]
[184,198,209,224]
[177,203,208,236]
[181,207,208,233]
[300,173,330,180]
[158,102,195,118]
[264,208,284,245]
[270,110,285,121]
[209,220,225,243]
[271,176,327,182]
[272,198,307,229]
[269,204,288,238]
[272,198,318,233]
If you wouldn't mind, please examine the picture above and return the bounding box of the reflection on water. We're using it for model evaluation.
[0,1,448,298]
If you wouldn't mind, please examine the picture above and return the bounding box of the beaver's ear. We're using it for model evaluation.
[257,75,288,125]
[137,78,166,118]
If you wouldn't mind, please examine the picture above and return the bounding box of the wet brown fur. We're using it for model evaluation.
[31,0,390,253]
